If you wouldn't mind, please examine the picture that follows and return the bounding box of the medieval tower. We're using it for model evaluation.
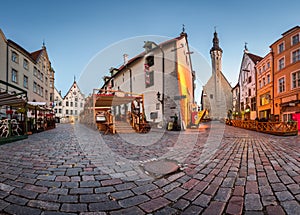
[202,31,232,120]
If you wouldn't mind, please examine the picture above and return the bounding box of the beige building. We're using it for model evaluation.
[0,29,55,108]
[202,31,232,120]
[237,46,262,120]
[54,80,85,122]
[101,30,195,129]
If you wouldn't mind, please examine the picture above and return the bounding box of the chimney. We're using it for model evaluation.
[123,54,128,65]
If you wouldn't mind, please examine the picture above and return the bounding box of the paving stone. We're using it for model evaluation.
[36,175,56,181]
[266,205,286,215]
[182,189,201,201]
[162,182,181,192]
[245,194,262,211]
[146,188,165,199]
[154,206,178,215]
[194,181,209,192]
[271,183,287,192]
[101,178,123,186]
[80,194,108,203]
[226,196,243,215]
[11,188,38,199]
[61,182,79,188]
[275,191,294,202]
[61,203,88,212]
[261,195,278,206]
[58,195,78,203]
[279,175,294,185]
[214,187,231,202]
[28,200,60,211]
[153,178,170,188]
[37,193,58,202]
[259,185,273,196]
[109,206,144,215]
[115,182,136,191]
[164,187,187,201]
[221,177,235,188]
[118,195,150,208]
[132,183,157,195]
[172,198,190,210]
[0,199,10,210]
[281,200,300,215]
[69,188,93,195]
[202,201,226,215]
[139,197,171,213]
[182,204,203,215]
[55,176,71,182]
[35,180,61,188]
[4,194,28,205]
[79,181,100,188]
[203,183,218,196]
[287,183,300,195]
[4,204,41,215]
[193,194,211,207]
[95,186,116,194]
[48,188,68,195]
[0,183,15,192]
[89,201,122,211]
[233,186,244,196]
[246,181,258,194]
[110,190,134,200]
[181,178,200,190]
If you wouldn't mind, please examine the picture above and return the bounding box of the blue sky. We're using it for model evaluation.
[1,0,299,102]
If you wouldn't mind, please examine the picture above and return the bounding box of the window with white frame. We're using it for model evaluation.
[23,75,28,88]
[23,59,29,70]
[292,34,299,46]
[267,74,270,84]
[45,90,48,100]
[11,69,18,83]
[12,51,19,63]
[278,77,285,93]
[267,62,270,68]
[292,49,300,63]
[278,58,285,70]
[278,42,284,53]
[292,71,300,89]
[262,77,265,86]
[259,80,262,89]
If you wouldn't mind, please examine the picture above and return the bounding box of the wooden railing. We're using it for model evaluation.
[228,120,298,136]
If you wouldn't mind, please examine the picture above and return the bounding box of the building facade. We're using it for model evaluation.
[202,31,232,120]
[101,30,195,129]
[256,52,273,120]
[271,26,300,122]
[0,29,55,108]
[54,80,85,122]
[237,47,262,120]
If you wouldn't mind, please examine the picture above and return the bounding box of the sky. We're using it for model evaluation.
[1,0,299,103]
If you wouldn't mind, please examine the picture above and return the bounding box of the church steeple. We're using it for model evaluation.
[210,30,223,53]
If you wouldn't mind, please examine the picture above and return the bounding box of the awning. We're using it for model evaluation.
[27,101,47,109]
[0,92,26,107]
[94,94,142,107]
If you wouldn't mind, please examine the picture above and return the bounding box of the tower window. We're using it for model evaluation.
[146,56,154,67]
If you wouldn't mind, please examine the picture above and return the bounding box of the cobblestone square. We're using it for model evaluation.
[0,122,299,214]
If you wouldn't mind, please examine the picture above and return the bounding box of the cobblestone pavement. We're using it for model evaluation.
[0,122,299,215]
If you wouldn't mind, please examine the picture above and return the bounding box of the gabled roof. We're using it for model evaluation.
[102,34,187,89]
[7,39,36,63]
[63,81,85,100]
[247,53,263,64]
[31,49,44,61]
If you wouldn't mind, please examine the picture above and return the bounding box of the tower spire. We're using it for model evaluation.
[210,28,223,53]
[244,42,249,53]
[180,24,187,37]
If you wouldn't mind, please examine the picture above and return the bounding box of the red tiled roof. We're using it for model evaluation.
[31,49,43,61]
[247,53,263,64]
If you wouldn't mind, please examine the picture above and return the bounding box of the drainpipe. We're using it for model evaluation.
[6,42,8,91]
[271,50,275,119]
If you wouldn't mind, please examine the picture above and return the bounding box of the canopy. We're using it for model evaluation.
[0,92,26,107]
[94,94,141,107]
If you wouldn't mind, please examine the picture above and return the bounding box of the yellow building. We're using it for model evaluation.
[256,52,273,120]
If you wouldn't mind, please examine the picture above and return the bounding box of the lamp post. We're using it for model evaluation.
[143,41,165,124]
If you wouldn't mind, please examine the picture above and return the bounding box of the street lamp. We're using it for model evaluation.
[143,41,165,123]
